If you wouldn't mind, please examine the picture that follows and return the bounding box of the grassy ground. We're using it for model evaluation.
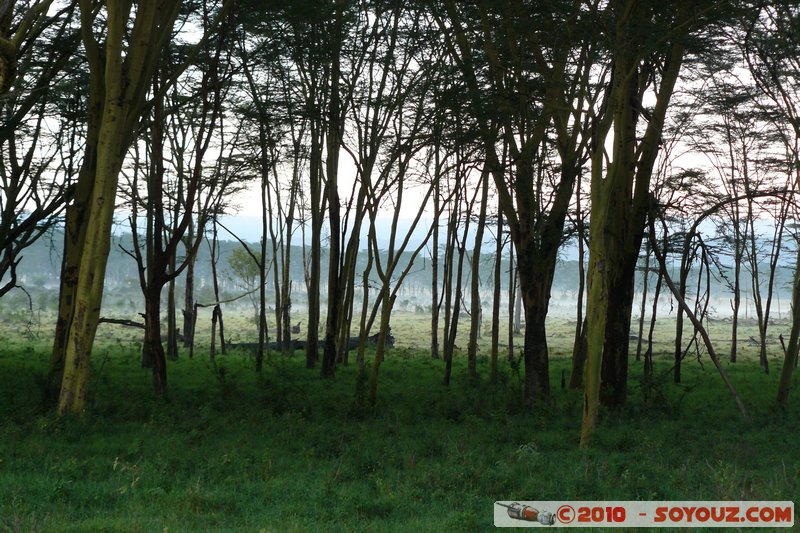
[0,324,798,532]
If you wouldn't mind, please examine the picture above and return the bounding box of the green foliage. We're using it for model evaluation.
[227,247,262,286]
[0,344,797,531]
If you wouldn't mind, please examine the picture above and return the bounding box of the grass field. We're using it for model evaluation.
[0,312,798,531]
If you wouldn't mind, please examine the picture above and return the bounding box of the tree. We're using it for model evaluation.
[437,0,598,406]
[52,0,230,414]
[742,0,800,403]
[0,2,77,298]
[581,0,710,446]
[466,164,490,379]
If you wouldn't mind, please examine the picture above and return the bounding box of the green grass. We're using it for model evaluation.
[0,334,798,531]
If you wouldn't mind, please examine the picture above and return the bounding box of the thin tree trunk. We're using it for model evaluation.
[644,236,665,381]
[514,271,523,334]
[467,167,489,379]
[673,234,690,384]
[256,160,268,372]
[431,158,441,360]
[635,235,650,361]
[730,232,742,363]
[306,125,323,369]
[182,220,196,348]
[210,222,226,356]
[569,180,586,389]
[507,246,515,362]
[490,204,502,383]
[166,270,178,360]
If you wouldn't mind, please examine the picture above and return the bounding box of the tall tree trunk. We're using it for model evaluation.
[581,2,689,445]
[431,148,441,360]
[445,169,477,386]
[569,179,587,389]
[55,0,183,416]
[58,138,128,414]
[182,220,196,349]
[256,167,268,373]
[49,149,98,398]
[306,125,323,368]
[320,3,344,378]
[467,167,489,379]
[507,246,515,362]
[280,157,298,352]
[730,226,742,362]
[442,182,461,386]
[490,203,502,382]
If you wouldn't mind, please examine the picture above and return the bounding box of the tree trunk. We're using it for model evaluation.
[673,239,690,384]
[57,135,127,414]
[635,235,650,362]
[467,167,489,379]
[182,221,196,349]
[730,235,742,362]
[49,154,97,399]
[306,124,323,369]
[777,244,800,405]
[600,268,636,407]
[368,285,393,405]
[209,222,226,355]
[143,287,168,396]
[490,204,502,382]
[166,273,178,360]
[514,271,523,334]
[507,246,515,362]
[431,161,441,360]
[515,237,560,403]
[581,4,689,444]
[644,242,664,381]
[569,180,587,389]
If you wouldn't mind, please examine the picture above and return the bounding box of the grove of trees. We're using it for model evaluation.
[1,0,799,447]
